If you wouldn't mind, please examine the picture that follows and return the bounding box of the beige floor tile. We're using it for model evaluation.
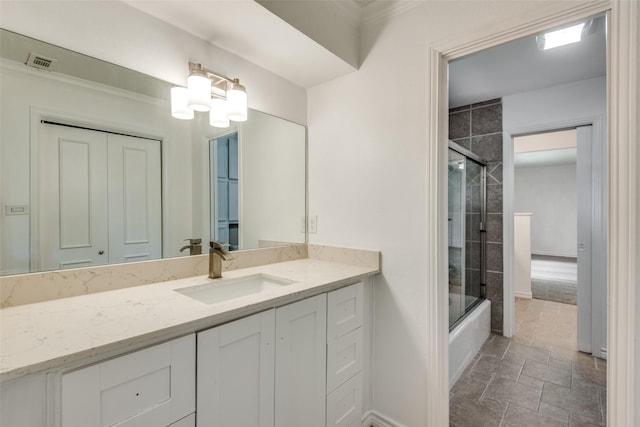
[450,297,607,426]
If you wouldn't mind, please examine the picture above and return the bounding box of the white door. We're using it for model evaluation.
[275,294,327,427]
[107,133,162,263]
[38,123,161,270]
[197,310,275,427]
[576,125,593,352]
[39,125,109,270]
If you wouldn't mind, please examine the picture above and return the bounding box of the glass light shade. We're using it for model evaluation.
[210,98,229,128]
[187,73,211,112]
[227,82,247,122]
[170,87,194,120]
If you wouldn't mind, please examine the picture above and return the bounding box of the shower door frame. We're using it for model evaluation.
[448,140,487,331]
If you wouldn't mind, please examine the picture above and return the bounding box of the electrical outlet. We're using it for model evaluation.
[308,215,318,234]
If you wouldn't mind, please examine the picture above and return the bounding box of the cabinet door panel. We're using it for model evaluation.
[197,310,275,427]
[275,294,327,427]
[168,413,195,427]
[228,180,239,222]
[62,334,195,427]
[0,374,48,427]
[327,328,363,393]
[327,282,363,341]
[326,373,363,427]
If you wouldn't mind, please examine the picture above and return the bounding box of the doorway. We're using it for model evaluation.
[447,14,607,351]
[210,132,240,251]
[429,2,638,426]
[445,10,609,427]
[513,126,598,355]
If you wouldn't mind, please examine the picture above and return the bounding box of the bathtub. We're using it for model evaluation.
[449,299,491,388]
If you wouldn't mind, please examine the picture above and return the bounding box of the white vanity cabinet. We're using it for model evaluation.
[1,280,368,427]
[275,293,327,427]
[197,309,276,426]
[197,293,328,427]
[61,334,196,427]
[326,282,364,427]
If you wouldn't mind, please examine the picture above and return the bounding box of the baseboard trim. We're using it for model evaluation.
[531,251,577,260]
[514,291,532,299]
[362,410,407,427]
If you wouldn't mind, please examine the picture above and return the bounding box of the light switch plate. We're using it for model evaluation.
[4,204,30,216]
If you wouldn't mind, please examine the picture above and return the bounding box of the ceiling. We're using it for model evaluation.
[449,16,607,108]
[122,0,419,88]
[123,0,357,88]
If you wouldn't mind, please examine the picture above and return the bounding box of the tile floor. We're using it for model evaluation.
[450,298,606,426]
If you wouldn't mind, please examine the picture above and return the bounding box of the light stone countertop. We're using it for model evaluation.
[0,258,378,382]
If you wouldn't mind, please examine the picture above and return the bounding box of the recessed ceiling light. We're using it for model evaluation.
[537,22,586,50]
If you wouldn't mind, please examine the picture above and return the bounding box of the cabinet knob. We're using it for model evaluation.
[98,250,105,255]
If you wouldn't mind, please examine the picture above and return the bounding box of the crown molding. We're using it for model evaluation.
[329,0,363,28]
[361,0,424,27]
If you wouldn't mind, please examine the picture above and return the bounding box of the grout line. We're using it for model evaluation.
[477,373,495,403]
[497,401,509,427]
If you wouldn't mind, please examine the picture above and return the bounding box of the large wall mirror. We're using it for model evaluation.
[0,29,307,276]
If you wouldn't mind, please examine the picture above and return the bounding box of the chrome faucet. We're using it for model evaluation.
[180,238,202,256]
[209,241,229,279]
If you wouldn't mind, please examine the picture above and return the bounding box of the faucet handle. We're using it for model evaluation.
[185,238,202,245]
[210,241,230,250]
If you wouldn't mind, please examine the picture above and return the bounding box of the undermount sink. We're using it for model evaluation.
[175,273,295,305]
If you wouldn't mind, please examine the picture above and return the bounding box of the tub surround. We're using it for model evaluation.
[449,299,491,388]
[0,244,379,382]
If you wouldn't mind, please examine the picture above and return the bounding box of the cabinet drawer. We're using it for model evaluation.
[327,327,363,393]
[326,372,362,427]
[327,282,363,342]
[62,334,195,427]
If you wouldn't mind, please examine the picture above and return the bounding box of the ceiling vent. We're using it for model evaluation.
[25,52,57,71]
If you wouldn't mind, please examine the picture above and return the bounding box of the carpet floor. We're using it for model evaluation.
[530,255,577,305]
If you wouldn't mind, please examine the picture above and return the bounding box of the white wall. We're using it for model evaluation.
[307,2,590,424]
[515,164,577,257]
[0,0,306,125]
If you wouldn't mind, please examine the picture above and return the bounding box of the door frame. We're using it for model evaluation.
[506,121,604,357]
[426,0,639,425]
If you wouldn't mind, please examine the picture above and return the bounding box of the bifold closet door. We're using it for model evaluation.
[106,133,161,263]
[38,123,161,270]
[38,124,109,271]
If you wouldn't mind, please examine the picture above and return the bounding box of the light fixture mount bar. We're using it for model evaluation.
[189,62,238,98]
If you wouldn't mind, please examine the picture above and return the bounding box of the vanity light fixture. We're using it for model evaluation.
[536,22,586,50]
[171,62,247,128]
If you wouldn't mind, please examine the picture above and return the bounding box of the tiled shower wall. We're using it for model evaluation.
[449,99,504,334]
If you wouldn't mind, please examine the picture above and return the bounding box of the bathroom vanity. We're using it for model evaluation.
[0,245,378,427]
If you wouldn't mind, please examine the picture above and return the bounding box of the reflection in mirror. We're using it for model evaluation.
[0,29,306,276]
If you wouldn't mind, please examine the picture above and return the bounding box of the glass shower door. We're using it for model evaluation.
[448,149,466,325]
[448,144,486,329]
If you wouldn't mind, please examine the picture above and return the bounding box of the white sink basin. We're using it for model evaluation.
[175,273,295,305]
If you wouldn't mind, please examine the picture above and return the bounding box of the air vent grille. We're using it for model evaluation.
[26,52,57,71]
